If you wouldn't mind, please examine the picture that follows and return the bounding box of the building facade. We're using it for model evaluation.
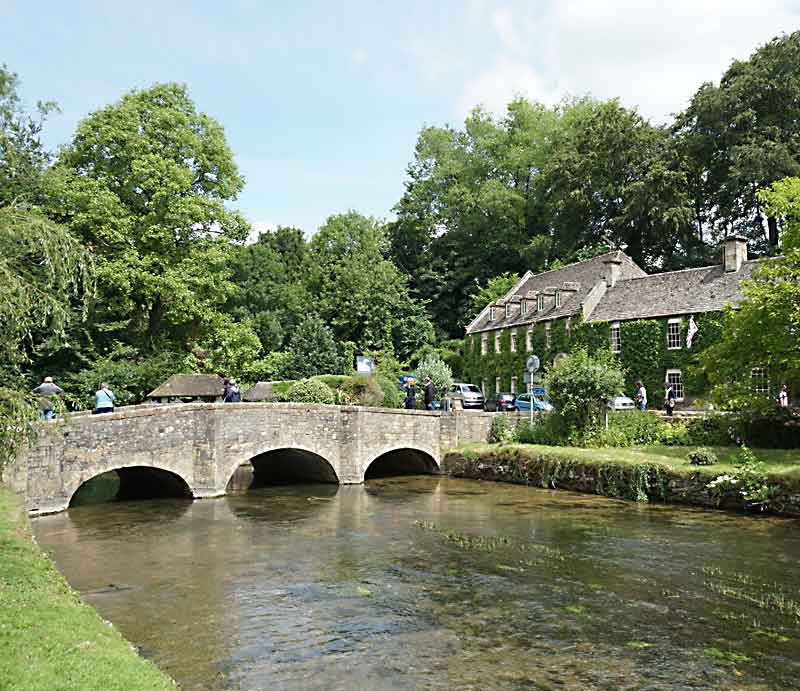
[463,236,766,409]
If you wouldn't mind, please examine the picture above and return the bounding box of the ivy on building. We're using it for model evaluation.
[462,313,724,400]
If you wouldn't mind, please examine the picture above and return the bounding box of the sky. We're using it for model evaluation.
[4,0,800,236]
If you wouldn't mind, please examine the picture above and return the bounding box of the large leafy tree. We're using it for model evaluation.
[305,211,434,360]
[47,83,250,356]
[701,177,800,408]
[675,32,800,252]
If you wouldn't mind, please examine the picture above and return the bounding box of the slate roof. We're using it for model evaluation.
[148,374,224,399]
[588,259,766,322]
[466,250,646,334]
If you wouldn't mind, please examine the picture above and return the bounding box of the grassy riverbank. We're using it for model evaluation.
[0,486,174,691]
[447,444,800,514]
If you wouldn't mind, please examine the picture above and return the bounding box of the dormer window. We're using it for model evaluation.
[489,306,495,321]
[521,299,528,315]
[537,294,544,312]
[505,303,511,319]
[555,290,561,308]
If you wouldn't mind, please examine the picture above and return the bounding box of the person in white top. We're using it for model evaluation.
[635,380,647,411]
[778,384,789,408]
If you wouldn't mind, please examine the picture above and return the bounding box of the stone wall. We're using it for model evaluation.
[4,403,494,515]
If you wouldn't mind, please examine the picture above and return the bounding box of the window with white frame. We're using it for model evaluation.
[505,303,511,319]
[666,369,684,401]
[751,367,769,394]
[495,377,501,394]
[481,333,488,355]
[510,329,517,352]
[521,299,528,315]
[489,306,495,321]
[555,290,561,308]
[537,294,544,312]
[494,331,501,353]
[526,328,533,351]
[667,319,682,349]
[545,322,551,349]
[511,376,517,394]
[610,322,621,353]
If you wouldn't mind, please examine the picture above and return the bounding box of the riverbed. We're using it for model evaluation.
[33,477,800,690]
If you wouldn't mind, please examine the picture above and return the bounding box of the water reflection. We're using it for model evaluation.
[33,478,800,691]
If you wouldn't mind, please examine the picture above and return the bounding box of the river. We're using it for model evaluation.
[32,477,800,690]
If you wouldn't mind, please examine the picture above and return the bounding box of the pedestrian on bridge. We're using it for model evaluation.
[424,376,436,411]
[404,378,417,410]
[32,376,64,420]
[93,383,116,414]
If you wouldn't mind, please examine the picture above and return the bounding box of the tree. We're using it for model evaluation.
[47,83,249,356]
[701,177,800,408]
[545,348,624,434]
[0,65,57,207]
[305,211,434,358]
[283,314,344,379]
[675,32,800,251]
[413,352,453,399]
[466,272,519,324]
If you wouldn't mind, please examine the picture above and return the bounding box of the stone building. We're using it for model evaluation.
[463,236,769,408]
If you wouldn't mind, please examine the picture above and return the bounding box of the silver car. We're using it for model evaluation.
[450,383,485,409]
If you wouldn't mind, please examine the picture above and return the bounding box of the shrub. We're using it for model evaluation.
[688,448,717,466]
[658,420,690,446]
[413,353,453,400]
[513,416,563,445]
[489,415,514,444]
[340,375,384,407]
[707,444,775,509]
[283,378,335,404]
[687,414,735,446]
[377,374,404,409]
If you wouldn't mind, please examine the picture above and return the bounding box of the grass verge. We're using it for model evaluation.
[0,485,174,691]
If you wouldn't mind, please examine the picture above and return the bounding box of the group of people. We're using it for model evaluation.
[633,380,791,416]
[31,377,115,419]
[404,376,437,411]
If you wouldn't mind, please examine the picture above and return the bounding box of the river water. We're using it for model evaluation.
[33,477,800,690]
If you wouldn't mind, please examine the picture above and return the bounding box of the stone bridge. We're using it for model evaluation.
[3,402,493,515]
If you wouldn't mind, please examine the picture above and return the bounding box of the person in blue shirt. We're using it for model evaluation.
[94,383,116,414]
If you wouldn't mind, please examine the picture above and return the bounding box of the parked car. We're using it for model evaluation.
[484,393,517,412]
[449,382,485,409]
[515,392,554,412]
[608,395,636,411]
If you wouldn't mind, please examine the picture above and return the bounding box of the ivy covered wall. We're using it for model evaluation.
[462,312,724,404]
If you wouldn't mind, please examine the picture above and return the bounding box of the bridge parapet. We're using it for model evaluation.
[4,402,493,515]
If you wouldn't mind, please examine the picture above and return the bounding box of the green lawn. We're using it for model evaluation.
[460,443,800,485]
[0,486,174,691]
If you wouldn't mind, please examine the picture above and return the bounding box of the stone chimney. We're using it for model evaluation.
[603,256,623,288]
[723,235,748,273]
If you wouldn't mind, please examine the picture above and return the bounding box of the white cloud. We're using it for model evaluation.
[452,0,800,123]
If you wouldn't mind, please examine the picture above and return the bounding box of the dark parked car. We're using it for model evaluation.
[484,393,517,412]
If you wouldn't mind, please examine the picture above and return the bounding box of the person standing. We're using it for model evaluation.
[423,376,436,411]
[404,378,417,410]
[664,381,677,417]
[635,380,647,412]
[93,383,116,414]
[32,376,64,420]
[224,379,241,403]
[778,384,789,408]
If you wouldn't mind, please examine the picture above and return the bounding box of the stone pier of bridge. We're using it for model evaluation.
[3,402,494,515]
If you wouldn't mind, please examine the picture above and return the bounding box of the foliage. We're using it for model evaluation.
[47,82,248,360]
[305,211,434,358]
[707,445,775,509]
[489,415,514,444]
[413,352,454,398]
[0,389,38,471]
[688,448,718,466]
[512,416,563,445]
[675,32,800,250]
[595,412,689,448]
[0,205,94,368]
[340,375,385,407]
[545,348,625,435]
[194,316,262,380]
[283,314,344,379]
[282,378,336,405]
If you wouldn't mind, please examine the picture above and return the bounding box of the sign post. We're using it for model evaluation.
[526,355,540,425]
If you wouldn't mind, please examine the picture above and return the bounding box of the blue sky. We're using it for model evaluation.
[4,0,799,235]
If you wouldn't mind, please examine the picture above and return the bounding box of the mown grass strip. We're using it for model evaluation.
[0,486,175,691]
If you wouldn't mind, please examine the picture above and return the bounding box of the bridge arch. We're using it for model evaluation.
[363,445,440,480]
[67,465,193,508]
[225,445,339,491]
